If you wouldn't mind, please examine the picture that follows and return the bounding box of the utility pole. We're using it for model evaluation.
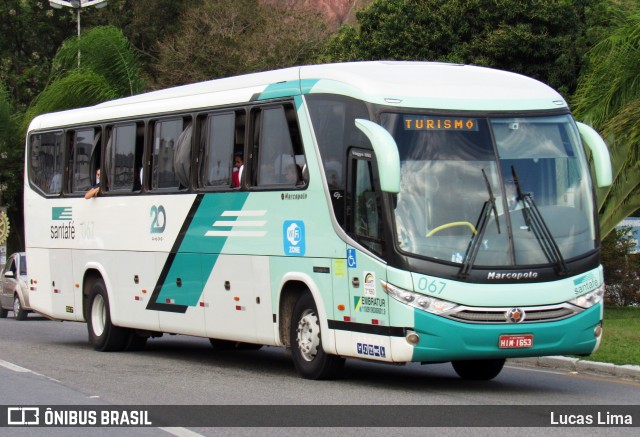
[49,0,109,68]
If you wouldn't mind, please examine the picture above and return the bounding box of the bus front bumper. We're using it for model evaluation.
[410,303,602,362]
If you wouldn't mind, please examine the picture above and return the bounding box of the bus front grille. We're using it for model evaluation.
[447,305,578,324]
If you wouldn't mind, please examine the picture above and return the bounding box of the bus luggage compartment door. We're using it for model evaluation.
[50,248,77,320]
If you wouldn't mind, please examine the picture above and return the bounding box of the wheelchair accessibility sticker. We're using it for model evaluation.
[347,248,357,269]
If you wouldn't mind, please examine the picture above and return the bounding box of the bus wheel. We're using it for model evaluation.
[13,295,28,321]
[87,279,128,352]
[451,358,505,380]
[124,331,148,352]
[290,293,344,380]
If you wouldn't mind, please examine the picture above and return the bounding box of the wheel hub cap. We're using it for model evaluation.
[296,309,320,362]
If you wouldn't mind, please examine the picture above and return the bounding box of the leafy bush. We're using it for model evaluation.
[601,227,640,306]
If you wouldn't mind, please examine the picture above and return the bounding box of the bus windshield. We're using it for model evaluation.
[381,113,596,267]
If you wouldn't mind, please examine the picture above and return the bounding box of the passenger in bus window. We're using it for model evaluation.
[284,163,303,186]
[49,172,62,193]
[85,168,100,199]
[232,152,243,188]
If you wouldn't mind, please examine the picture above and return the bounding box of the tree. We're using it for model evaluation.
[85,0,191,82]
[572,13,640,238]
[0,0,78,112]
[0,83,16,155]
[600,228,640,306]
[49,25,145,98]
[23,25,145,131]
[153,0,328,88]
[320,0,595,97]
[0,81,23,252]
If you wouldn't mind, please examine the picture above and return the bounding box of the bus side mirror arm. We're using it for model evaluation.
[354,119,401,193]
[576,122,612,188]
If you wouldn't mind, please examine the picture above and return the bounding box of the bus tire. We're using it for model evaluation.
[87,278,128,352]
[14,294,28,321]
[451,358,505,380]
[290,292,344,380]
[124,331,148,351]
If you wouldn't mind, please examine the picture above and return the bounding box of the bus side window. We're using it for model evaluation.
[305,94,370,227]
[151,117,191,191]
[198,112,237,188]
[29,131,65,196]
[252,104,306,188]
[106,122,142,192]
[133,124,145,191]
[348,152,386,256]
[69,128,98,194]
[174,121,192,190]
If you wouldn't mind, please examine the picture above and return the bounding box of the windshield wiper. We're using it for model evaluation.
[511,166,568,275]
[459,169,501,279]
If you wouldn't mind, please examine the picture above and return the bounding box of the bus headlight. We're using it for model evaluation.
[569,283,605,308]
[381,280,458,315]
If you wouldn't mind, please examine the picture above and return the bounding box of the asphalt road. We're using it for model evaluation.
[0,314,638,436]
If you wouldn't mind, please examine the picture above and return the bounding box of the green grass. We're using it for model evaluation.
[578,306,640,366]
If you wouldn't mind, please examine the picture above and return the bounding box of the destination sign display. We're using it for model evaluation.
[403,116,479,131]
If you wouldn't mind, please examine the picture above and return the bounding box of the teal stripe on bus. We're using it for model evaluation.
[154,192,250,308]
[257,79,319,100]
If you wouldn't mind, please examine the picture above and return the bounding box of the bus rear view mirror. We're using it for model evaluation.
[576,122,612,188]
[355,119,400,193]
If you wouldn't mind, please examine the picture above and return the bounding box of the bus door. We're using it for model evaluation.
[156,252,206,336]
[339,149,390,360]
[50,249,78,320]
[203,254,270,344]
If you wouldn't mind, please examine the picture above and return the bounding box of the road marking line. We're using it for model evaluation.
[0,358,33,373]
[0,358,60,382]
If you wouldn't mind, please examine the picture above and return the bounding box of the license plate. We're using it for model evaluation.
[498,334,533,349]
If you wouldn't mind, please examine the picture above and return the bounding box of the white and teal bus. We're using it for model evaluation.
[25,61,612,380]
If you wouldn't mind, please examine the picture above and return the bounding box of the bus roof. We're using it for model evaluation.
[28,61,567,131]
